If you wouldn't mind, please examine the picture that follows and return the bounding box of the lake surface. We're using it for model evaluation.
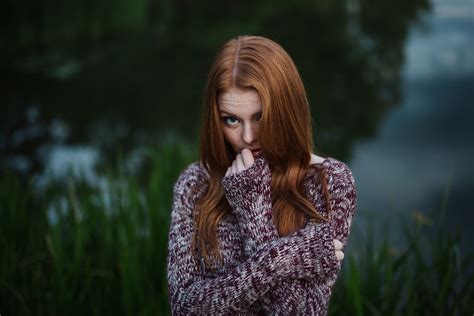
[351,0,474,250]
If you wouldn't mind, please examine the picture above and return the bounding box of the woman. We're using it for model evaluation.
[167,35,356,315]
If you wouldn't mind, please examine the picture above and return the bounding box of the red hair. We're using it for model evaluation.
[194,35,331,265]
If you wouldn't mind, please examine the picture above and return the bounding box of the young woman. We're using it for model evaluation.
[167,35,357,315]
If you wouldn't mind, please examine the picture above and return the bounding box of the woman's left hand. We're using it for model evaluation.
[225,148,255,176]
[334,239,344,260]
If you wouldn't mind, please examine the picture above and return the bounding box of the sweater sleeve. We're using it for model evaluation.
[167,163,342,315]
[221,157,278,256]
[260,160,357,314]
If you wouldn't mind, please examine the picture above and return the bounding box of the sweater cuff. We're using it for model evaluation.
[221,156,269,200]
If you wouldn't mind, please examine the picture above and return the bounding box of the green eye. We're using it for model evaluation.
[223,117,239,126]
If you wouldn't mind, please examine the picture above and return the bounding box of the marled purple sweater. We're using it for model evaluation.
[167,156,357,315]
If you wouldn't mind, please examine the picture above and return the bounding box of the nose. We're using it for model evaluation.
[242,122,258,145]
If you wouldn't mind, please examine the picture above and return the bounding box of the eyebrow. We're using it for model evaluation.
[219,110,262,120]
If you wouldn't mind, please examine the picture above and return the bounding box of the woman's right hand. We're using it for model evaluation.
[334,239,344,260]
[225,148,255,176]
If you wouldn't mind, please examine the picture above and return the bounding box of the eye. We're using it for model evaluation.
[222,116,239,126]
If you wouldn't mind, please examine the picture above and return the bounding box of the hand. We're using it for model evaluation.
[334,239,344,260]
[225,148,255,176]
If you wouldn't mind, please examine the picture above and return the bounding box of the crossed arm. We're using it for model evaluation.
[222,151,357,313]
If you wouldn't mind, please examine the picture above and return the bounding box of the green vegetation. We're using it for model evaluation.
[0,140,196,315]
[1,141,472,315]
[330,212,474,315]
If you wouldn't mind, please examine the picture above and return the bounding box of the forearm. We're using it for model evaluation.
[169,242,280,314]
[169,226,332,314]
[257,223,339,314]
[227,192,278,255]
[260,278,334,315]
[249,220,339,315]
[222,157,278,255]
[259,160,358,314]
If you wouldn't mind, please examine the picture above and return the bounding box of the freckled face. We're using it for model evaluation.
[218,87,262,157]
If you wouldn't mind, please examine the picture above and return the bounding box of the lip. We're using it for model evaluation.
[241,148,262,156]
[250,148,262,156]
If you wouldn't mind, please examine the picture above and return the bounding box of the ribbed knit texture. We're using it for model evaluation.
[167,156,357,315]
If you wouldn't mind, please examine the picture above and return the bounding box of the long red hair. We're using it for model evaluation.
[194,35,331,265]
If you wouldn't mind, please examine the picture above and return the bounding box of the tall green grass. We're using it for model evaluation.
[330,212,474,315]
[1,140,196,315]
[1,140,472,315]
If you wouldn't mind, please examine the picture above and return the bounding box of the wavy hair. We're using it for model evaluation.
[194,35,331,266]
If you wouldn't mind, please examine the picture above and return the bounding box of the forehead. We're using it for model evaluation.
[218,87,261,112]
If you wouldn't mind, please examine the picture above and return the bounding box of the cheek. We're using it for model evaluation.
[222,128,240,149]
[254,124,261,138]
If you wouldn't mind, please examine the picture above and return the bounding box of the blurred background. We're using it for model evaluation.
[1,0,473,314]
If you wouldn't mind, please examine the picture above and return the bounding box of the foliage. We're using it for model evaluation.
[330,212,474,315]
[1,140,472,315]
[0,139,196,315]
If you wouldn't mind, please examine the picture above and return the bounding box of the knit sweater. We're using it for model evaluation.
[167,156,357,315]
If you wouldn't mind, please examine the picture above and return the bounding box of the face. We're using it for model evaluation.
[218,87,262,157]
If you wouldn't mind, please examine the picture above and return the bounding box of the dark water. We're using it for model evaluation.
[351,1,474,251]
[1,1,472,245]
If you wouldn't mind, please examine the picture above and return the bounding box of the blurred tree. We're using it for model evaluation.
[1,0,431,173]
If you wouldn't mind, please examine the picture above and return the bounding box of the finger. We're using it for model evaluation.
[334,239,342,251]
[241,149,255,168]
[235,154,245,172]
[231,160,237,174]
[225,167,231,176]
[335,251,344,261]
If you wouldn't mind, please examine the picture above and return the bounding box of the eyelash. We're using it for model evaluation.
[222,117,239,126]
[221,115,262,127]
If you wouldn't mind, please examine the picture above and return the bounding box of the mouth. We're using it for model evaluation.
[249,148,262,157]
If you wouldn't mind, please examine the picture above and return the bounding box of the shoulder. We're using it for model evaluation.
[307,157,356,198]
[173,162,210,207]
[309,153,326,165]
[174,161,209,188]
[305,157,357,224]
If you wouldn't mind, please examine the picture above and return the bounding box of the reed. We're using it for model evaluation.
[330,212,474,315]
[1,140,472,315]
[0,139,196,315]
